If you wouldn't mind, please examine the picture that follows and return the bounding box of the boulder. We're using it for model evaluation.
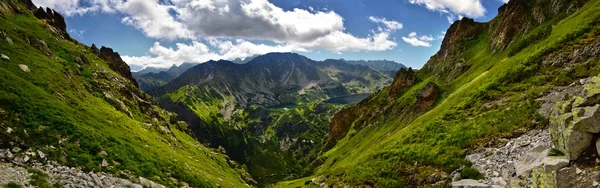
[139,177,165,188]
[6,37,13,45]
[37,150,45,159]
[451,179,490,188]
[550,106,594,160]
[571,105,600,133]
[1,54,9,61]
[514,145,550,176]
[18,64,30,72]
[542,156,569,173]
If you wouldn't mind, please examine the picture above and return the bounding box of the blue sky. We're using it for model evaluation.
[33,0,506,71]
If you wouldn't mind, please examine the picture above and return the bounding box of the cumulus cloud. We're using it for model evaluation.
[33,0,402,69]
[402,32,434,47]
[369,16,403,31]
[408,0,485,18]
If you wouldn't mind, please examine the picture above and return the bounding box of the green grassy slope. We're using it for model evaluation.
[162,84,341,185]
[0,1,251,187]
[278,0,600,186]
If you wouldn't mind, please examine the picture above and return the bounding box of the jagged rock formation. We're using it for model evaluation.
[132,63,198,92]
[32,6,69,40]
[96,46,139,88]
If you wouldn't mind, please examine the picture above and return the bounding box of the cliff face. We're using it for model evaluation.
[489,0,583,52]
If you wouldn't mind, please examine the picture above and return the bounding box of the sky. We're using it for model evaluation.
[31,0,508,71]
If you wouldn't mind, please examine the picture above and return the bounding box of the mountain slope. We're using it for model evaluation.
[0,0,252,187]
[278,0,599,186]
[340,59,406,77]
[150,53,392,185]
[133,63,198,92]
[153,53,391,108]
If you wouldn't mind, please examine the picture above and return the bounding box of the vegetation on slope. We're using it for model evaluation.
[0,0,252,187]
[159,84,342,185]
[279,0,600,186]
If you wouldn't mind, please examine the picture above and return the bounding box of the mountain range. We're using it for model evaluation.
[2,0,600,187]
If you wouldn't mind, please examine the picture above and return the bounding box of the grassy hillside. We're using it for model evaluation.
[160,84,342,185]
[0,0,252,187]
[278,0,600,186]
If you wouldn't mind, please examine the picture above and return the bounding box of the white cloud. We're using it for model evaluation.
[408,0,485,18]
[369,16,403,31]
[123,31,398,70]
[402,32,435,47]
[408,32,417,37]
[33,0,400,69]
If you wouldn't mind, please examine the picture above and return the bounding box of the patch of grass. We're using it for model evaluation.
[461,167,484,180]
[28,169,62,188]
[3,182,22,188]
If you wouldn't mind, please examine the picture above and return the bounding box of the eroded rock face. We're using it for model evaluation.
[388,68,416,99]
[98,46,139,88]
[417,82,439,110]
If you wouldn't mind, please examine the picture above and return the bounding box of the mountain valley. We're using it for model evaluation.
[2,0,600,187]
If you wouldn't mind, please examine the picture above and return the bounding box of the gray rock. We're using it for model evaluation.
[543,156,569,173]
[139,177,166,188]
[514,145,549,176]
[5,151,13,159]
[5,37,12,45]
[37,150,45,159]
[571,105,600,133]
[1,54,9,61]
[18,64,30,72]
[453,173,462,182]
[11,147,21,153]
[92,173,104,187]
[451,179,490,188]
[6,127,12,134]
[101,159,108,167]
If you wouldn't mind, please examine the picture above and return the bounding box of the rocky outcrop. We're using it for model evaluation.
[32,6,70,40]
[97,46,139,88]
[422,18,483,82]
[550,77,600,160]
[489,0,583,52]
[417,82,439,110]
[388,68,416,99]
